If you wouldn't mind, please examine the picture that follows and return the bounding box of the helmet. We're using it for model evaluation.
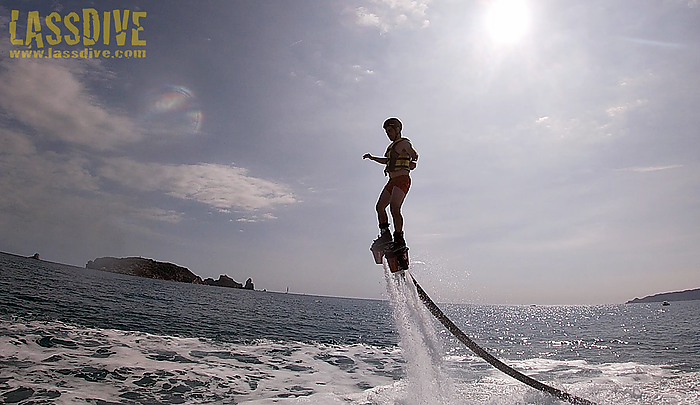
[383,117,402,131]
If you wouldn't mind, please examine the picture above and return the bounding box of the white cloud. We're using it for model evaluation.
[356,7,382,28]
[0,129,99,195]
[100,158,298,213]
[618,165,684,173]
[0,127,36,155]
[351,64,375,82]
[606,99,649,117]
[0,53,297,223]
[0,127,185,223]
[131,207,184,224]
[291,62,377,88]
[236,213,277,223]
[0,53,297,245]
[354,0,431,32]
[0,127,188,259]
[0,59,141,150]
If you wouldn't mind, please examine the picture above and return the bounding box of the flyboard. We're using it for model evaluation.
[371,239,409,273]
[370,246,597,405]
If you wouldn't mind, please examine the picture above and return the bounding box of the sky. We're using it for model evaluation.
[1,0,699,305]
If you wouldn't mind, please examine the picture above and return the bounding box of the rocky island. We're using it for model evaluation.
[86,257,254,290]
[201,274,254,290]
[626,287,700,304]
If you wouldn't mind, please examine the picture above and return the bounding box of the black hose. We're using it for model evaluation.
[409,274,597,405]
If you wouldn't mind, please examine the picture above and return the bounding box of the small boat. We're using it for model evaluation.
[662,301,670,306]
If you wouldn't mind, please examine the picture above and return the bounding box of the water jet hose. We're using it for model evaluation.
[409,274,598,405]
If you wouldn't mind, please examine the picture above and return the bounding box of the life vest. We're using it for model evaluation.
[384,137,416,175]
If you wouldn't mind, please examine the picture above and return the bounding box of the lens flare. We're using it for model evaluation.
[143,85,202,133]
[485,0,530,45]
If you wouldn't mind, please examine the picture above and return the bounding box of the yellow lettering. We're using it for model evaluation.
[53,49,62,58]
[46,12,62,45]
[63,50,70,58]
[82,8,100,46]
[113,10,130,46]
[103,11,111,45]
[25,11,44,48]
[103,50,111,58]
[64,12,80,45]
[9,10,23,45]
[132,11,146,45]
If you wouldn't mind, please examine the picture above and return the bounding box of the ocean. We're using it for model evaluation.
[1,251,698,404]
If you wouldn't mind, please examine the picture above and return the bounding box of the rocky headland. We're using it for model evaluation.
[626,287,700,304]
[86,257,254,290]
[201,274,255,290]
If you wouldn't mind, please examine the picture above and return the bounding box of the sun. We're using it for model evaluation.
[485,0,531,45]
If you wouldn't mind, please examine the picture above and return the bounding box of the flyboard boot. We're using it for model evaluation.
[385,231,409,273]
[370,227,409,273]
[370,223,392,264]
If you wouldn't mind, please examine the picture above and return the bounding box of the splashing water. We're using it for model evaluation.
[2,253,699,404]
[384,266,455,405]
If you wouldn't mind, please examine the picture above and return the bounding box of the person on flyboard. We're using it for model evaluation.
[363,117,418,272]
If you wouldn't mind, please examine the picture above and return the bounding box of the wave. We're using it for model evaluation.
[0,317,402,404]
[2,316,699,404]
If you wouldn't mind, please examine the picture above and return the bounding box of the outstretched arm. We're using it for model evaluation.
[363,153,388,164]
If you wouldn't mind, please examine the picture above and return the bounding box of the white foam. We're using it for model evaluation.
[2,307,699,405]
[0,319,404,404]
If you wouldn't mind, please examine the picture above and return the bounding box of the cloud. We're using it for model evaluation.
[620,37,686,49]
[0,58,180,232]
[236,213,277,223]
[0,126,183,258]
[356,7,382,28]
[618,165,684,173]
[351,64,375,82]
[354,0,431,32]
[0,127,185,223]
[0,58,141,150]
[130,207,184,224]
[0,42,298,266]
[290,62,377,89]
[0,127,36,155]
[606,99,649,117]
[0,129,99,195]
[0,46,296,221]
[100,158,298,213]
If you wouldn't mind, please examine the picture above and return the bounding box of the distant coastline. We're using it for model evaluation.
[626,288,700,304]
[86,256,255,291]
[0,251,255,291]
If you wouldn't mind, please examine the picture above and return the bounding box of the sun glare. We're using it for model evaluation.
[485,0,530,45]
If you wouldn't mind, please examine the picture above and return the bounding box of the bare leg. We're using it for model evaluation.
[375,188,392,226]
[389,186,407,233]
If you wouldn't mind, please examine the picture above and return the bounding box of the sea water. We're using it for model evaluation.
[0,251,698,404]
